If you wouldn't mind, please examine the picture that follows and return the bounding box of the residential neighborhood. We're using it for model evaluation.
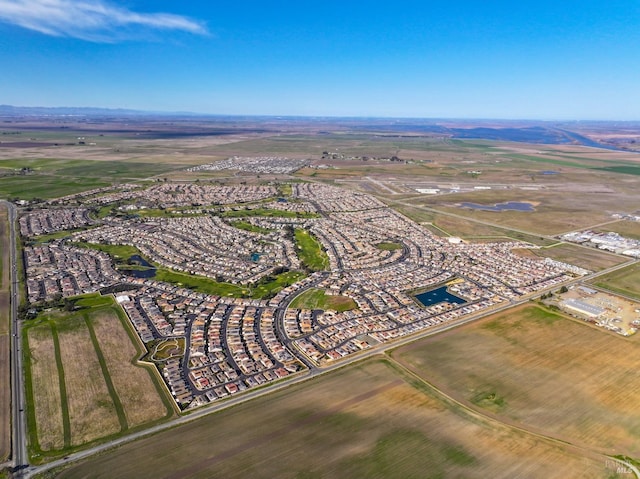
[20,182,585,408]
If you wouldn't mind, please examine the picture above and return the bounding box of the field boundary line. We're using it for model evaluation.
[84,314,128,432]
[383,355,614,468]
[50,324,71,449]
[110,296,178,418]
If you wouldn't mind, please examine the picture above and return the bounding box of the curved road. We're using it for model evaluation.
[8,196,639,478]
[25,255,640,478]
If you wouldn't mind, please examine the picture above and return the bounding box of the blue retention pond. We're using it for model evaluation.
[460,201,535,212]
[415,285,467,307]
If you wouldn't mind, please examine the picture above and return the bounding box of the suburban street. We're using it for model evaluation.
[23,252,638,478]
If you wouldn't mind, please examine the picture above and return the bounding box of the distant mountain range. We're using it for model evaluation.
[0,104,183,116]
[1,105,637,152]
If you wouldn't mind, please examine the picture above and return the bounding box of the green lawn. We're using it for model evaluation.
[72,242,143,263]
[290,288,357,312]
[221,208,319,219]
[74,241,304,299]
[376,242,403,251]
[153,269,249,297]
[294,228,329,271]
[250,271,306,299]
[229,220,272,234]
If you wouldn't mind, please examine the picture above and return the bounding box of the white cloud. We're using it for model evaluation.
[0,0,208,41]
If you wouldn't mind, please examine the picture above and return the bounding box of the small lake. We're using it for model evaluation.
[130,255,153,267]
[251,252,262,262]
[460,201,535,212]
[415,286,467,307]
[122,254,157,278]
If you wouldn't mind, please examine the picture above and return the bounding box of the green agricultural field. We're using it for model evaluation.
[23,295,173,462]
[54,358,608,479]
[295,228,329,271]
[0,158,181,180]
[592,262,640,299]
[0,175,110,200]
[290,288,357,312]
[392,304,640,459]
[0,158,184,200]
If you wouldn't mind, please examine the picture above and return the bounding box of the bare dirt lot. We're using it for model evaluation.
[57,358,607,479]
[393,305,640,457]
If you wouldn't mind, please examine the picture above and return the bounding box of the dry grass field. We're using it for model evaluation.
[24,298,173,460]
[27,326,65,451]
[532,243,629,271]
[57,322,121,446]
[593,262,640,300]
[56,358,608,479]
[392,305,640,458]
[90,312,169,428]
[417,186,638,236]
[594,220,640,240]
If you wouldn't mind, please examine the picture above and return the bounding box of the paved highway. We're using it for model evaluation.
[26,254,637,478]
[2,200,28,478]
[12,194,639,478]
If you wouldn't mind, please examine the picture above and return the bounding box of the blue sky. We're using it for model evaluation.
[0,1,638,119]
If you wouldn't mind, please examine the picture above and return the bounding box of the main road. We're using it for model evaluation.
[24,253,638,478]
[2,200,28,477]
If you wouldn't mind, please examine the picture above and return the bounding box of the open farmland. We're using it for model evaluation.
[417,186,638,236]
[594,220,640,240]
[531,243,630,271]
[392,305,640,458]
[394,207,555,246]
[90,311,172,427]
[0,204,10,461]
[24,296,172,460]
[26,326,66,451]
[592,262,640,300]
[0,158,183,200]
[55,358,607,479]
